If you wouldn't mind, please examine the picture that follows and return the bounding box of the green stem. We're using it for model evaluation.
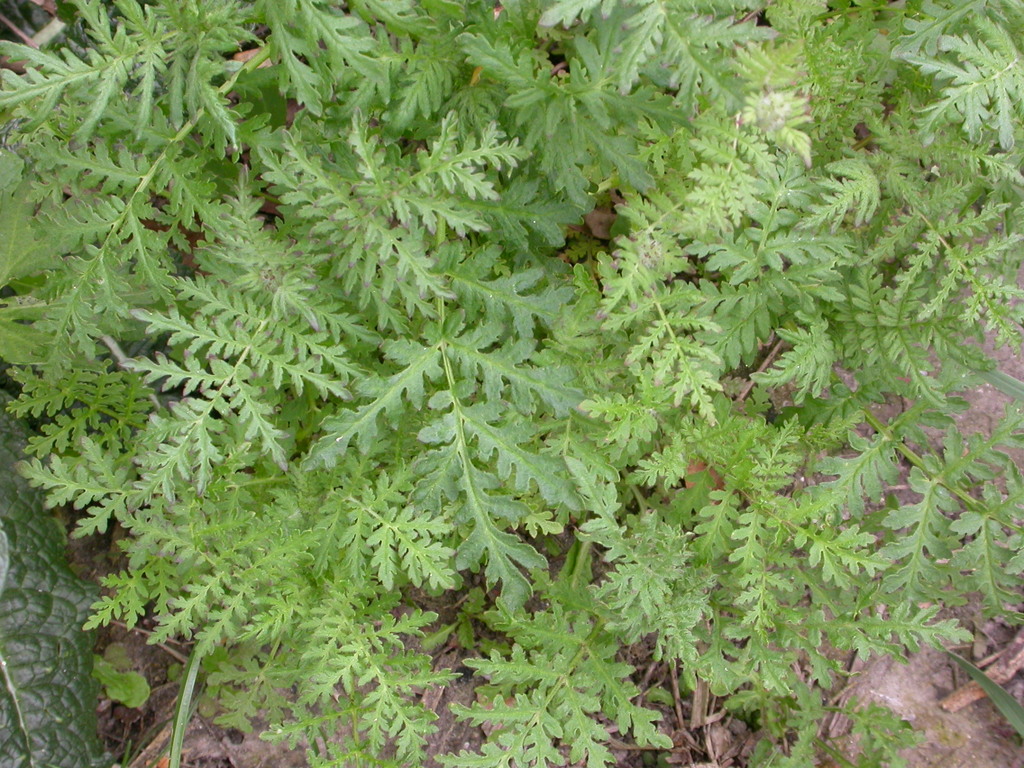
[569,540,592,591]
[814,737,858,768]
[629,484,649,512]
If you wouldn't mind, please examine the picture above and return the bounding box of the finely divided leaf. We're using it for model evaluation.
[308,338,443,464]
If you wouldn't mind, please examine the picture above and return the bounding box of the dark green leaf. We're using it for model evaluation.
[0,395,107,768]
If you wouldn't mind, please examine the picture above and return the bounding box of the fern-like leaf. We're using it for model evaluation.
[904,18,1024,149]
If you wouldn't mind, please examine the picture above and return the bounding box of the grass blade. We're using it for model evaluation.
[946,651,1024,737]
[169,646,203,768]
[974,368,1024,403]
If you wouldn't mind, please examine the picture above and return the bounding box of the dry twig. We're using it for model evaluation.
[0,12,37,47]
[737,335,783,402]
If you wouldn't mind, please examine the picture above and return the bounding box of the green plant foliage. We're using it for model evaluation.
[946,651,1024,737]
[0,393,107,768]
[92,645,151,709]
[2,0,1023,765]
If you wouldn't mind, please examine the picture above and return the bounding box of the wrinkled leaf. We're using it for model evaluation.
[0,393,107,768]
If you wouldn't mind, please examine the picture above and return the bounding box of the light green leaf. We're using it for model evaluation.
[0,150,24,191]
[92,655,151,708]
[0,311,49,364]
[0,183,60,288]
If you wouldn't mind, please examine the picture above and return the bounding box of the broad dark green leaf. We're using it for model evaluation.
[0,395,107,768]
